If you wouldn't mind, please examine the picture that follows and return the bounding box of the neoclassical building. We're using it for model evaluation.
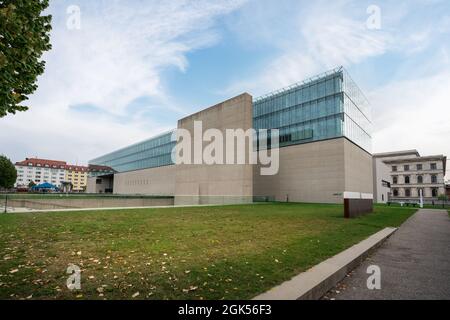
[373,150,447,203]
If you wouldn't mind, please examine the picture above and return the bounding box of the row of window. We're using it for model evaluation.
[89,132,176,173]
[393,175,439,184]
[18,167,67,173]
[392,188,440,197]
[392,163,437,172]
[25,163,65,169]
[254,74,342,117]
[17,179,59,184]
[17,174,64,179]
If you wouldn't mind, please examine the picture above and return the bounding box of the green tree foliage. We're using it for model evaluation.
[0,0,52,117]
[0,155,17,189]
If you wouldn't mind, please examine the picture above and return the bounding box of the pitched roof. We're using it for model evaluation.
[15,158,88,171]
[16,158,67,168]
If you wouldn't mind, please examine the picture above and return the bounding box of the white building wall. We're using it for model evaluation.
[373,158,391,203]
[15,165,66,188]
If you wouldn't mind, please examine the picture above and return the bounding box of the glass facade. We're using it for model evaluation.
[89,131,176,173]
[253,67,372,153]
[90,67,371,173]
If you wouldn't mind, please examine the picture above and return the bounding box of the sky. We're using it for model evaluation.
[1,0,449,178]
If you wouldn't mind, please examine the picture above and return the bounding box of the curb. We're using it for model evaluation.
[253,227,397,300]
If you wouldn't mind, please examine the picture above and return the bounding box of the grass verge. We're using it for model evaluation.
[0,203,416,300]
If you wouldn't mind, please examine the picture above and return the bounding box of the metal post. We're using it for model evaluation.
[4,195,7,213]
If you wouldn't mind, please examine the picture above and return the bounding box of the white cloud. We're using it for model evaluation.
[0,0,247,164]
[223,0,391,96]
[370,68,450,178]
[223,0,450,178]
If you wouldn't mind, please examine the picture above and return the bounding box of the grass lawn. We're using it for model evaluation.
[0,203,416,300]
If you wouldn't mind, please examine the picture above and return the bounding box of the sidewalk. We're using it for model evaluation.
[325,209,450,300]
[1,202,264,214]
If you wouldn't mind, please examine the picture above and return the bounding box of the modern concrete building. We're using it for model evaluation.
[373,150,447,203]
[86,165,116,194]
[88,67,373,204]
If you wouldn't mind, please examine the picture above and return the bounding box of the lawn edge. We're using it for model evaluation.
[253,227,397,300]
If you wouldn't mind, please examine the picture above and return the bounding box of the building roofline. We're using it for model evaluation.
[178,92,252,123]
[383,155,447,176]
[89,129,176,164]
[383,154,446,165]
[373,150,420,158]
[254,66,344,103]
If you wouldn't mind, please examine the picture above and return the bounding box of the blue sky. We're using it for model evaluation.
[1,0,449,177]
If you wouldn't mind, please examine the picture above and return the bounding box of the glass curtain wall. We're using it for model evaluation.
[89,130,176,173]
[253,67,372,153]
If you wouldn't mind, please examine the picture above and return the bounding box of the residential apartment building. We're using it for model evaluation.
[65,165,88,192]
[15,158,88,191]
[373,150,447,203]
[88,67,374,204]
[15,158,67,188]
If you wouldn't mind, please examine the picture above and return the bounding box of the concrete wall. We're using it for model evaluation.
[113,165,176,196]
[7,197,174,210]
[254,138,373,204]
[175,93,253,205]
[343,139,373,195]
[254,138,345,204]
[86,176,114,194]
[372,157,391,203]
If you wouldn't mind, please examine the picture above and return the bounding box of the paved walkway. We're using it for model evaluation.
[324,209,450,300]
[1,202,264,214]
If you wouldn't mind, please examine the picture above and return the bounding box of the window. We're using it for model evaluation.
[405,189,411,197]
[393,189,399,197]
[404,176,410,184]
[430,163,437,170]
[416,164,422,170]
[431,175,437,183]
[393,176,398,184]
[392,166,397,172]
[432,188,438,197]
[96,179,102,185]
[404,165,410,171]
[417,175,423,184]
